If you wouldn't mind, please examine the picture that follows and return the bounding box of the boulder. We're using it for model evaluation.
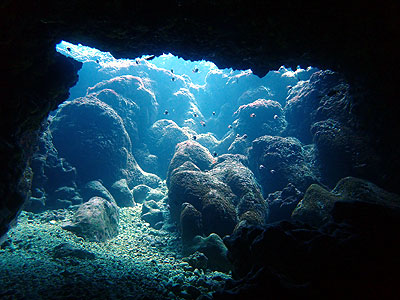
[180,202,203,244]
[81,180,115,204]
[141,200,164,229]
[168,170,237,237]
[249,135,319,194]
[209,157,268,226]
[284,70,353,144]
[166,140,214,185]
[233,99,285,140]
[109,179,134,207]
[292,177,400,227]
[147,119,191,178]
[131,184,152,203]
[266,183,303,223]
[182,251,208,271]
[62,196,119,242]
[50,97,132,186]
[183,233,232,273]
[311,119,381,187]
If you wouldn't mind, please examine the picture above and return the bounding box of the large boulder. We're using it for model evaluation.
[50,97,132,186]
[183,233,232,273]
[209,156,268,227]
[292,177,400,227]
[249,135,319,194]
[91,88,140,145]
[311,119,381,188]
[168,170,238,238]
[233,99,286,141]
[109,179,134,207]
[81,180,115,204]
[284,70,353,144]
[87,75,158,132]
[166,140,215,184]
[147,119,191,178]
[62,196,119,242]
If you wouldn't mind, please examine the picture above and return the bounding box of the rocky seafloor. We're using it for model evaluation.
[0,204,231,300]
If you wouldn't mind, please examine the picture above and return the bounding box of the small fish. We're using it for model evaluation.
[193,135,197,140]
[171,69,174,73]
[201,121,206,127]
[243,134,248,139]
[96,59,99,63]
[228,125,232,129]
[270,169,276,175]
[193,113,198,117]
[67,47,71,52]
[145,55,156,61]
[171,77,176,81]
[236,134,240,138]
[212,111,216,116]
[273,114,278,120]
[135,59,140,64]
[250,113,256,118]
[192,67,199,73]
[213,151,218,157]
[164,110,169,115]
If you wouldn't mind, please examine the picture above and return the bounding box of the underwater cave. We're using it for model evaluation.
[1,1,400,299]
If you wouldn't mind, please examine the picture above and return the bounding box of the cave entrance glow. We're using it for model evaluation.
[1,40,323,299]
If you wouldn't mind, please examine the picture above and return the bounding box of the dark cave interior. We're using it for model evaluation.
[1,1,400,299]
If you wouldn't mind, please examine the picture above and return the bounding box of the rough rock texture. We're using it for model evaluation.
[25,126,81,212]
[266,183,303,223]
[216,188,400,300]
[1,2,400,298]
[284,70,353,143]
[249,135,319,194]
[233,99,285,140]
[50,97,132,186]
[62,196,119,242]
[168,170,237,238]
[208,156,268,227]
[292,177,400,227]
[166,140,214,185]
[147,119,191,178]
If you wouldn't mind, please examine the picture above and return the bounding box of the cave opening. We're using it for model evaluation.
[2,39,399,300]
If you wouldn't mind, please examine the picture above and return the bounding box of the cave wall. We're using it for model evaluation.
[1,0,399,238]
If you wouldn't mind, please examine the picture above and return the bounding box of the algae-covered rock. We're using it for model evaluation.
[292,177,400,227]
[62,196,119,242]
